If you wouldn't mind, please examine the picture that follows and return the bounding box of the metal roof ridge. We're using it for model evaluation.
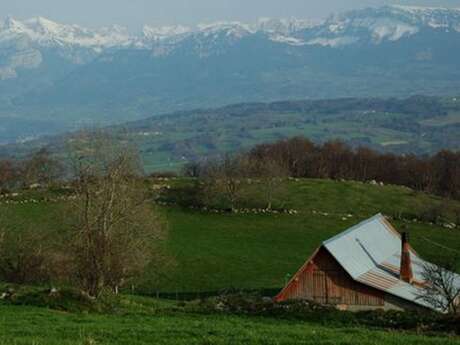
[322,213,384,246]
[323,243,433,309]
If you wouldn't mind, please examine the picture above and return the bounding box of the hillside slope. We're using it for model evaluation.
[3,96,459,171]
[1,178,459,294]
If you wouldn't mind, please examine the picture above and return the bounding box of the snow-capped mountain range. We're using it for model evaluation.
[0,15,316,53]
[1,5,460,79]
[0,16,317,49]
[2,5,460,144]
[306,5,460,47]
[0,4,458,79]
[0,16,132,48]
[2,5,460,49]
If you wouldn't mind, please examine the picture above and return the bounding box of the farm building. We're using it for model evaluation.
[275,214,460,312]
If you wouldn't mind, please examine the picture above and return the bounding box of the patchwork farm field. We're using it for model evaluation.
[7,97,460,172]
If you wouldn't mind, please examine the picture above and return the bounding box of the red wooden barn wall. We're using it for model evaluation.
[276,247,384,307]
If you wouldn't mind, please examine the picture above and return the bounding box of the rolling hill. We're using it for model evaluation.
[4,95,458,172]
[1,178,459,294]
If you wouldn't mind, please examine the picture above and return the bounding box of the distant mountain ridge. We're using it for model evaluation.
[2,6,460,60]
[2,5,460,143]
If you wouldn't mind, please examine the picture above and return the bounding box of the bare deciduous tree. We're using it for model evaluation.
[182,162,202,178]
[20,148,63,187]
[416,257,460,314]
[65,132,167,297]
[0,160,16,192]
[250,158,288,210]
[202,155,250,212]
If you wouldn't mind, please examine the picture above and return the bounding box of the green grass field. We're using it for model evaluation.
[1,178,459,294]
[1,178,460,344]
[1,297,459,345]
[145,179,460,294]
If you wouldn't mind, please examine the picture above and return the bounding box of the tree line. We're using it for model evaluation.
[0,148,63,192]
[185,137,460,200]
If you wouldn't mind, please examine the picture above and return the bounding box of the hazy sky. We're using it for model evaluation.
[2,0,460,29]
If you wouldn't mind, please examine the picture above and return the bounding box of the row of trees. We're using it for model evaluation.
[185,137,460,200]
[0,148,63,192]
[182,137,460,214]
[0,134,167,298]
[183,155,288,212]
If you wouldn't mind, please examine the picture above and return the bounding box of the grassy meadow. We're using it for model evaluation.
[1,301,460,345]
[1,178,460,344]
[1,178,459,294]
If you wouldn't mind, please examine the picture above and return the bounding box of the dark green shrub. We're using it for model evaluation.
[418,203,444,223]
[0,285,99,313]
[191,292,458,335]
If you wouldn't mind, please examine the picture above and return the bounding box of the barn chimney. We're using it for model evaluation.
[400,232,413,284]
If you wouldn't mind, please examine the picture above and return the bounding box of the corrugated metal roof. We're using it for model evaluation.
[323,213,460,311]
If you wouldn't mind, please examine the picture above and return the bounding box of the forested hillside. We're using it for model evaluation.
[2,96,459,172]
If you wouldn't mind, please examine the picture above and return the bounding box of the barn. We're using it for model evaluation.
[275,213,460,312]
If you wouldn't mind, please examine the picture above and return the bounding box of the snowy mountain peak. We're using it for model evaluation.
[256,17,319,34]
[196,21,254,39]
[0,16,132,48]
[141,18,319,43]
[390,4,460,14]
[3,16,27,32]
[142,25,191,41]
[23,16,62,34]
[301,5,460,47]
